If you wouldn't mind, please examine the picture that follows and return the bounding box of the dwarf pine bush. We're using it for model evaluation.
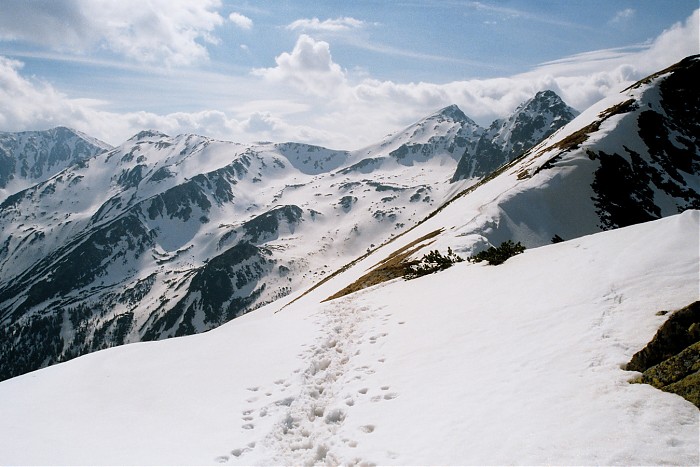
[469,240,525,265]
[404,247,464,279]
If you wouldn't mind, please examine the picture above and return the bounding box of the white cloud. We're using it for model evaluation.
[1,10,698,152]
[0,0,225,66]
[252,35,347,97]
[610,8,635,24]
[229,12,253,30]
[287,17,365,32]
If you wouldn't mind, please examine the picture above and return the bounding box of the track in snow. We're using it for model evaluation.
[213,294,401,465]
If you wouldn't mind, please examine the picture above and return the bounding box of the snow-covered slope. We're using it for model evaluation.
[0,126,111,200]
[0,211,696,465]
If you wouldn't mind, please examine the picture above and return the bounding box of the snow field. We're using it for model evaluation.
[0,211,697,465]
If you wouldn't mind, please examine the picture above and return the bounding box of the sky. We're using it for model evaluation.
[0,1,698,149]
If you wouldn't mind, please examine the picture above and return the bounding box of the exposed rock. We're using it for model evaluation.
[627,301,700,408]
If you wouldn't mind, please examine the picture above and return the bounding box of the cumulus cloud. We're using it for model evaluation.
[229,12,253,30]
[286,17,365,32]
[252,35,347,96]
[0,0,225,66]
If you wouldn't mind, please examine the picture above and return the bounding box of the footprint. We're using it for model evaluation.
[215,455,229,463]
[378,358,385,363]
[242,423,254,430]
[246,386,259,392]
[275,396,295,407]
[231,448,243,457]
[242,415,254,421]
[358,388,368,394]
[370,396,381,402]
[324,408,346,424]
[380,385,390,391]
[345,398,355,406]
[274,379,285,385]
[398,321,405,325]
[359,424,375,433]
[384,392,398,400]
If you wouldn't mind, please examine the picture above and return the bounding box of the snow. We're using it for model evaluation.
[0,210,697,465]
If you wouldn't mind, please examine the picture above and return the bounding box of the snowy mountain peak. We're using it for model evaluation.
[347,104,484,172]
[451,89,578,181]
[513,89,578,125]
[128,129,171,142]
[432,104,473,124]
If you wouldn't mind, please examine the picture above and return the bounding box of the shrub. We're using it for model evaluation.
[404,247,463,279]
[469,240,525,265]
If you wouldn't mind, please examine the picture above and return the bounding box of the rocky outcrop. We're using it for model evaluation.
[627,301,700,408]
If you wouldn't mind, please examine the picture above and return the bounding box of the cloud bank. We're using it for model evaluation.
[1,9,698,149]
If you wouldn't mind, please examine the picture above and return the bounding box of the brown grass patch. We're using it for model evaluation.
[598,99,637,119]
[322,229,443,301]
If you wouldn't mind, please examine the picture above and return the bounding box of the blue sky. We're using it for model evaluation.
[0,1,698,148]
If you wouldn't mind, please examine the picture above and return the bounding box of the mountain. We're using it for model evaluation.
[0,56,697,384]
[0,107,476,381]
[339,104,483,174]
[0,126,111,200]
[452,90,578,181]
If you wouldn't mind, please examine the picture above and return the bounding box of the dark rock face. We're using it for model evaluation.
[627,301,700,408]
[0,213,155,381]
[452,90,578,181]
[590,56,700,230]
[143,242,273,340]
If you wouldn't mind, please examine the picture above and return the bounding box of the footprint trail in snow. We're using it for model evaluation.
[214,295,400,465]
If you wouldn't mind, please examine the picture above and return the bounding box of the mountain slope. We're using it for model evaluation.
[0,211,696,465]
[0,126,111,200]
[314,55,699,305]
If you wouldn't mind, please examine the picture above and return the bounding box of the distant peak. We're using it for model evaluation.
[128,130,170,142]
[528,90,566,107]
[432,104,473,124]
[534,89,560,100]
[514,90,578,117]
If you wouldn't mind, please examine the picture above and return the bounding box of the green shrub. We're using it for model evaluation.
[469,240,525,265]
[404,247,463,279]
